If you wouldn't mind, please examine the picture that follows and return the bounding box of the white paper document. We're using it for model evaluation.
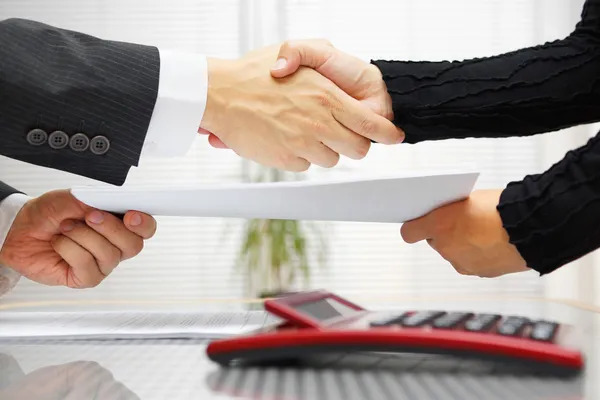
[0,311,278,340]
[71,172,479,223]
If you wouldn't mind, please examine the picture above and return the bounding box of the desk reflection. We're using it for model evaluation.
[0,353,139,400]
[206,353,584,400]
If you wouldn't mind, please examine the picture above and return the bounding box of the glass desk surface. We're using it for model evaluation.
[0,296,599,400]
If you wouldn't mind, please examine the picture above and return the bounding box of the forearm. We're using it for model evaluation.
[372,0,600,143]
[0,183,29,297]
[497,130,600,275]
[0,19,207,184]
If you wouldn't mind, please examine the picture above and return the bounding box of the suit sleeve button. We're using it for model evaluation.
[90,135,110,155]
[26,129,48,146]
[48,131,69,149]
[69,133,90,152]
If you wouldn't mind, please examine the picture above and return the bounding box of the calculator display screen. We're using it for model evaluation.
[292,297,361,321]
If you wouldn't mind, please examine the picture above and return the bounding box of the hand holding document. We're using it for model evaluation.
[71,172,479,223]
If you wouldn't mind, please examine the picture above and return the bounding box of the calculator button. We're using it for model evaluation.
[496,316,529,336]
[369,313,410,327]
[529,321,558,342]
[401,311,445,327]
[432,312,473,329]
[464,314,501,332]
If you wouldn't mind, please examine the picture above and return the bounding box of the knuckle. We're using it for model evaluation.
[290,133,312,150]
[129,239,145,258]
[322,153,340,168]
[316,92,332,108]
[310,120,329,136]
[280,39,295,51]
[352,140,371,160]
[317,38,333,47]
[105,247,122,266]
[297,162,310,172]
[276,152,295,169]
[121,240,144,260]
[358,117,376,136]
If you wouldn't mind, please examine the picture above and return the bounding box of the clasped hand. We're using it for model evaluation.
[202,40,530,278]
[198,43,404,171]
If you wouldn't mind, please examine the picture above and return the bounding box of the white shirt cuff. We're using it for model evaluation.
[140,49,207,159]
[0,193,31,297]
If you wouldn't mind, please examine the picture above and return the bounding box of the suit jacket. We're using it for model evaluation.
[0,18,160,186]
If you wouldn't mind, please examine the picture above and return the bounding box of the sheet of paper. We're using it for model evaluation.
[71,172,479,223]
[0,311,278,340]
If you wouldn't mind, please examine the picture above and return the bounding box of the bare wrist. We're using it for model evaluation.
[200,57,237,133]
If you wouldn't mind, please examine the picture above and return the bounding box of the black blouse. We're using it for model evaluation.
[371,0,600,275]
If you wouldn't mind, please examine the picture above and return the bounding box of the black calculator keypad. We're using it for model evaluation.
[463,314,501,332]
[496,316,529,336]
[401,311,446,327]
[432,312,473,329]
[530,321,559,342]
[368,312,559,345]
[369,312,411,327]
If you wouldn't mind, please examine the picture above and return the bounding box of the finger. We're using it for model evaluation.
[199,127,230,149]
[60,220,121,277]
[122,211,157,240]
[51,235,104,288]
[208,133,229,149]
[401,215,436,244]
[320,125,371,161]
[297,141,340,168]
[278,155,311,172]
[85,211,144,261]
[36,190,88,225]
[271,39,334,78]
[331,87,404,144]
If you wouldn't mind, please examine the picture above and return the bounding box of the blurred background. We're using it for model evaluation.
[0,0,598,306]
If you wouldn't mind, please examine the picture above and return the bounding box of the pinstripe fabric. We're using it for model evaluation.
[0,18,160,186]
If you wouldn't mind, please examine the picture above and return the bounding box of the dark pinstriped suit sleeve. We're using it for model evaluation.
[0,18,161,186]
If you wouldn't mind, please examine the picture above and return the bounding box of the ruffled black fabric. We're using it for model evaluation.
[372,0,600,274]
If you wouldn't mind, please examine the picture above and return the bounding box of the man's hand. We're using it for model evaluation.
[0,190,156,289]
[199,45,404,170]
[401,190,529,278]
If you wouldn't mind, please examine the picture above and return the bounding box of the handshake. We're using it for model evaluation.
[197,40,404,170]
[0,40,531,294]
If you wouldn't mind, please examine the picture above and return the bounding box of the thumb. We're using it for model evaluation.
[270,39,335,78]
[270,39,374,98]
[36,190,89,222]
[401,213,436,244]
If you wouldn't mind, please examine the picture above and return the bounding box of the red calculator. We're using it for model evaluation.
[206,290,584,375]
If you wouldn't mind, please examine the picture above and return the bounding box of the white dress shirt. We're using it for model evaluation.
[0,48,208,297]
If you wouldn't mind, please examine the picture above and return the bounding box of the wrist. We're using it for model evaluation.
[200,57,238,133]
[367,63,394,121]
[0,194,31,266]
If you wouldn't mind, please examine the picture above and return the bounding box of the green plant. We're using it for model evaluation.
[235,164,328,297]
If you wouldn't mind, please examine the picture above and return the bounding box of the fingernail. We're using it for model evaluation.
[397,130,406,143]
[87,211,104,224]
[130,213,142,227]
[61,221,74,232]
[272,57,287,70]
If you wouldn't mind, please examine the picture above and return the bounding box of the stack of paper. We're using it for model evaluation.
[0,311,279,340]
[71,172,479,223]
